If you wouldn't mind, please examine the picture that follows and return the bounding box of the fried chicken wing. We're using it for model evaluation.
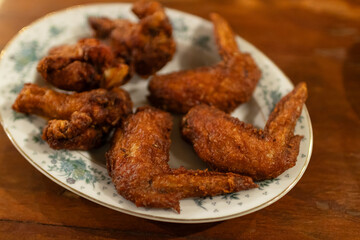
[37,38,130,92]
[88,0,176,77]
[147,13,261,114]
[44,113,105,150]
[182,82,308,181]
[106,106,257,212]
[12,83,133,150]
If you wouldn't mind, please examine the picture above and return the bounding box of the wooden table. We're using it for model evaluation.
[0,0,359,239]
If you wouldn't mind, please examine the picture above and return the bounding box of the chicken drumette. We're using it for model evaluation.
[182,82,308,181]
[147,13,261,114]
[106,106,257,212]
[88,0,176,77]
[12,83,133,150]
[37,38,130,92]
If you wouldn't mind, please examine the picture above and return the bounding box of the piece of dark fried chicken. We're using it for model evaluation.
[88,0,176,77]
[12,83,133,150]
[37,38,130,92]
[106,106,257,212]
[147,13,261,114]
[182,82,308,181]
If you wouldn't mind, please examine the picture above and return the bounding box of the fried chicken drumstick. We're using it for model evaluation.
[37,38,130,92]
[12,83,133,150]
[148,13,261,114]
[88,0,176,77]
[182,82,308,181]
[106,106,257,212]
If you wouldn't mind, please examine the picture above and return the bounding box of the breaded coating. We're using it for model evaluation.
[182,82,308,181]
[106,106,257,212]
[12,83,133,150]
[147,13,261,114]
[37,38,130,92]
[88,0,176,77]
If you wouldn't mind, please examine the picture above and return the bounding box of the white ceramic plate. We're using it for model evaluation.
[0,3,313,223]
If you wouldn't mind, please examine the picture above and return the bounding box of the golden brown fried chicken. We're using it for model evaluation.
[44,112,106,150]
[37,38,130,92]
[182,82,308,181]
[106,106,257,212]
[12,83,133,150]
[148,13,261,114]
[88,0,176,77]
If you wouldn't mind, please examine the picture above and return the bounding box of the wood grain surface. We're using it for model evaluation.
[0,0,359,239]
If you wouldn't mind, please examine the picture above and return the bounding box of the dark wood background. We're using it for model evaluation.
[0,0,359,239]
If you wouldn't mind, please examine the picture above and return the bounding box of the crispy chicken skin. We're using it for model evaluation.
[106,106,257,212]
[147,13,261,114]
[88,0,176,77]
[37,38,130,92]
[182,82,308,181]
[12,83,133,150]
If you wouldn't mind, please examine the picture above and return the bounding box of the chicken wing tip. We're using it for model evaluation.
[209,12,221,20]
[293,82,308,99]
[209,12,240,60]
